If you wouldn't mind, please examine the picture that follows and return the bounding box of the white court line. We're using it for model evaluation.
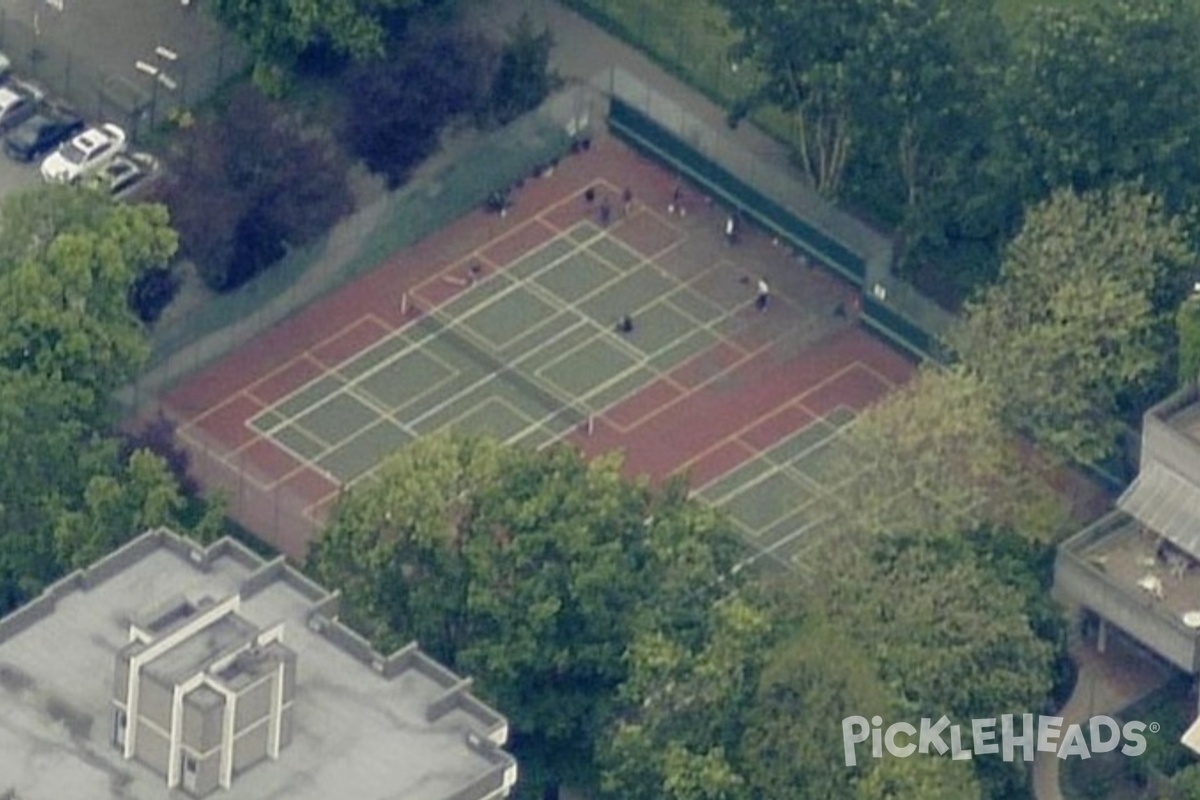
[696,420,842,503]
[258,225,611,437]
[256,219,761,485]
[438,394,540,442]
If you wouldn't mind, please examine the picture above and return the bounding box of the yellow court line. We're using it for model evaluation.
[443,395,541,441]
[178,425,314,495]
[673,361,864,476]
[239,314,388,404]
[696,437,815,508]
[602,334,774,436]
[402,316,595,431]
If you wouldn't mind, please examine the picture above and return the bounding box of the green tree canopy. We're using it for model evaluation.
[719,0,1008,284]
[0,185,209,612]
[601,597,772,800]
[854,754,982,800]
[0,187,176,420]
[720,0,866,195]
[307,433,744,790]
[600,596,895,800]
[737,619,893,800]
[952,184,1197,464]
[1005,0,1200,212]
[1167,763,1200,799]
[820,535,1057,724]
[211,0,426,72]
[835,364,1067,542]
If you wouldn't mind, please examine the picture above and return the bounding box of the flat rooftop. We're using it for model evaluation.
[1068,513,1200,622]
[1167,401,1200,447]
[0,529,513,800]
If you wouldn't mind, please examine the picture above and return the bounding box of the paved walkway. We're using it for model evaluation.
[1031,626,1173,800]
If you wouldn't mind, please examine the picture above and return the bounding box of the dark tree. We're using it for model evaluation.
[341,25,494,188]
[157,85,353,291]
[486,14,557,125]
[127,267,180,324]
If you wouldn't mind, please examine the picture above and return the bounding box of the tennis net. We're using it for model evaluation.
[408,299,594,436]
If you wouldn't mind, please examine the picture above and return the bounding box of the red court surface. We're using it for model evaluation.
[158,129,916,561]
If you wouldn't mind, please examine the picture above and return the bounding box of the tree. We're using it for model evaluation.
[307,433,745,792]
[211,0,425,72]
[1168,764,1200,799]
[738,620,893,800]
[341,25,494,188]
[0,186,177,421]
[952,185,1197,464]
[854,755,982,800]
[53,449,185,570]
[847,0,1009,270]
[820,535,1057,725]
[486,14,557,126]
[157,85,353,290]
[834,365,1067,542]
[0,185,216,615]
[601,598,769,800]
[721,0,1005,216]
[1005,0,1200,213]
[721,0,866,196]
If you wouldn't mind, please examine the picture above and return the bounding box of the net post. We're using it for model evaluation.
[399,292,409,315]
[587,415,595,437]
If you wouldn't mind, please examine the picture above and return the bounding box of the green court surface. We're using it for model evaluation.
[247,220,747,486]
[697,406,862,572]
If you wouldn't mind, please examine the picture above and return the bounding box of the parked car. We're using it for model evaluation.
[84,152,159,199]
[0,85,38,134]
[4,107,83,163]
[40,123,127,183]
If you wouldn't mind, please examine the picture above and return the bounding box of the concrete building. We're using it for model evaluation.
[1056,382,1200,749]
[0,528,516,799]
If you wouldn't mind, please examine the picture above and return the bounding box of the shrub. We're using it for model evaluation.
[341,25,494,188]
[127,267,179,324]
[156,85,353,291]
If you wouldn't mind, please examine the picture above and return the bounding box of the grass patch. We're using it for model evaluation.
[559,0,797,146]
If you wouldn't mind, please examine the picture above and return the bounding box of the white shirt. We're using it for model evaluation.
[757,279,769,295]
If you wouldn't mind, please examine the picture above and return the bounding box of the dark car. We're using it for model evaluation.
[0,84,40,134]
[4,107,83,163]
[85,152,159,199]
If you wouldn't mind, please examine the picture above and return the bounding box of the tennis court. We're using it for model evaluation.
[245,216,740,486]
[162,131,916,560]
[696,405,864,574]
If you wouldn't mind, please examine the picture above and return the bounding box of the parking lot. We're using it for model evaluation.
[0,0,245,205]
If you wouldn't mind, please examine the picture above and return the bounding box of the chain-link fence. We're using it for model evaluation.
[179,421,325,561]
[600,65,957,360]
[602,66,894,275]
[123,83,597,418]
[120,85,598,551]
[559,0,752,107]
[0,2,246,141]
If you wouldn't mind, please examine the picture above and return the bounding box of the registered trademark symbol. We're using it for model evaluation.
[1149,722,1161,734]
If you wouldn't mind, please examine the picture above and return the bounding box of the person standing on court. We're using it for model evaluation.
[669,184,684,216]
[756,278,770,312]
